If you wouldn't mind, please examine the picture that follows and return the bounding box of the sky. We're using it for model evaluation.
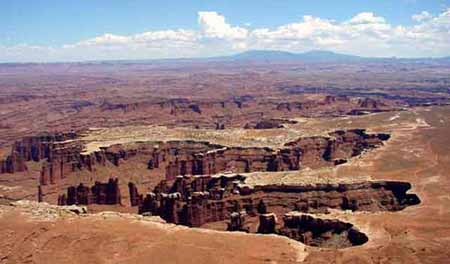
[1,0,450,62]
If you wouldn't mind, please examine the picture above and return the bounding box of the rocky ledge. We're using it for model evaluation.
[279,213,368,248]
[133,174,420,228]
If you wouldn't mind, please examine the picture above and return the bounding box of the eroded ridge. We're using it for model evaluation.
[129,175,420,228]
[54,173,419,248]
[56,178,121,205]
[0,129,390,204]
[0,127,418,249]
[0,132,78,174]
[1,129,389,178]
[279,213,369,248]
[119,173,417,248]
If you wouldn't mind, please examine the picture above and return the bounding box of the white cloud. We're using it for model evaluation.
[71,30,198,49]
[79,33,130,46]
[244,9,450,57]
[1,9,450,62]
[348,12,386,24]
[134,30,197,42]
[412,11,432,22]
[198,11,248,39]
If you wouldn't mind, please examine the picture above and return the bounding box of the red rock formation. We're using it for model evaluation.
[136,174,420,227]
[244,119,285,129]
[0,151,27,173]
[279,213,368,248]
[257,181,420,212]
[40,142,85,185]
[257,213,277,234]
[58,178,121,205]
[323,95,349,104]
[143,129,390,180]
[5,129,389,204]
[358,97,385,109]
[1,132,78,174]
[128,182,142,207]
[227,210,249,232]
[4,129,386,183]
[257,199,268,214]
[138,175,248,226]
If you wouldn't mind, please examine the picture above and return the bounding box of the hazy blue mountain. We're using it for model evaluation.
[230,50,300,60]
[229,50,362,62]
[3,50,449,65]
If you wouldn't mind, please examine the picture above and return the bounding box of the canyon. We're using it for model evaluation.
[0,124,422,250]
[1,60,449,263]
[0,129,390,206]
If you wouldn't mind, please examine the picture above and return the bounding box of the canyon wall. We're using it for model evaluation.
[1,129,390,206]
[0,132,77,174]
[145,129,390,180]
[57,178,121,205]
[136,174,420,227]
[2,129,389,180]
[279,213,369,248]
[98,95,392,122]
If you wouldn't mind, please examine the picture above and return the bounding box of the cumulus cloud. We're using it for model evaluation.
[78,33,130,46]
[1,9,450,62]
[348,12,386,24]
[70,29,198,49]
[246,9,450,57]
[198,11,248,39]
[412,11,433,22]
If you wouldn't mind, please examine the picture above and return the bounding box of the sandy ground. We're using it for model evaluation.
[0,202,306,264]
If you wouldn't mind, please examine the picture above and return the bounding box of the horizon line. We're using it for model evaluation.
[1,49,449,65]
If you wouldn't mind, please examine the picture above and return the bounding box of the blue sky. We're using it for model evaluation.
[1,0,450,62]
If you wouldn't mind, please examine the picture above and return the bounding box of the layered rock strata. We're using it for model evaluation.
[57,178,121,206]
[227,210,249,232]
[278,213,369,248]
[127,129,389,181]
[135,174,420,227]
[1,129,390,205]
[96,95,397,128]
[257,213,277,234]
[0,132,77,174]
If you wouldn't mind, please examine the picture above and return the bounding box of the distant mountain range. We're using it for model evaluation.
[108,50,450,64]
[224,50,450,63]
[2,50,449,65]
[228,50,362,62]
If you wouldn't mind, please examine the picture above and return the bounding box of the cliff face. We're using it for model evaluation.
[128,182,141,207]
[2,129,388,180]
[13,132,77,160]
[136,174,420,227]
[0,132,78,174]
[1,129,390,205]
[93,94,399,129]
[279,213,369,248]
[144,129,390,180]
[39,143,86,185]
[0,151,27,173]
[167,96,380,116]
[139,176,251,227]
[57,178,121,206]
